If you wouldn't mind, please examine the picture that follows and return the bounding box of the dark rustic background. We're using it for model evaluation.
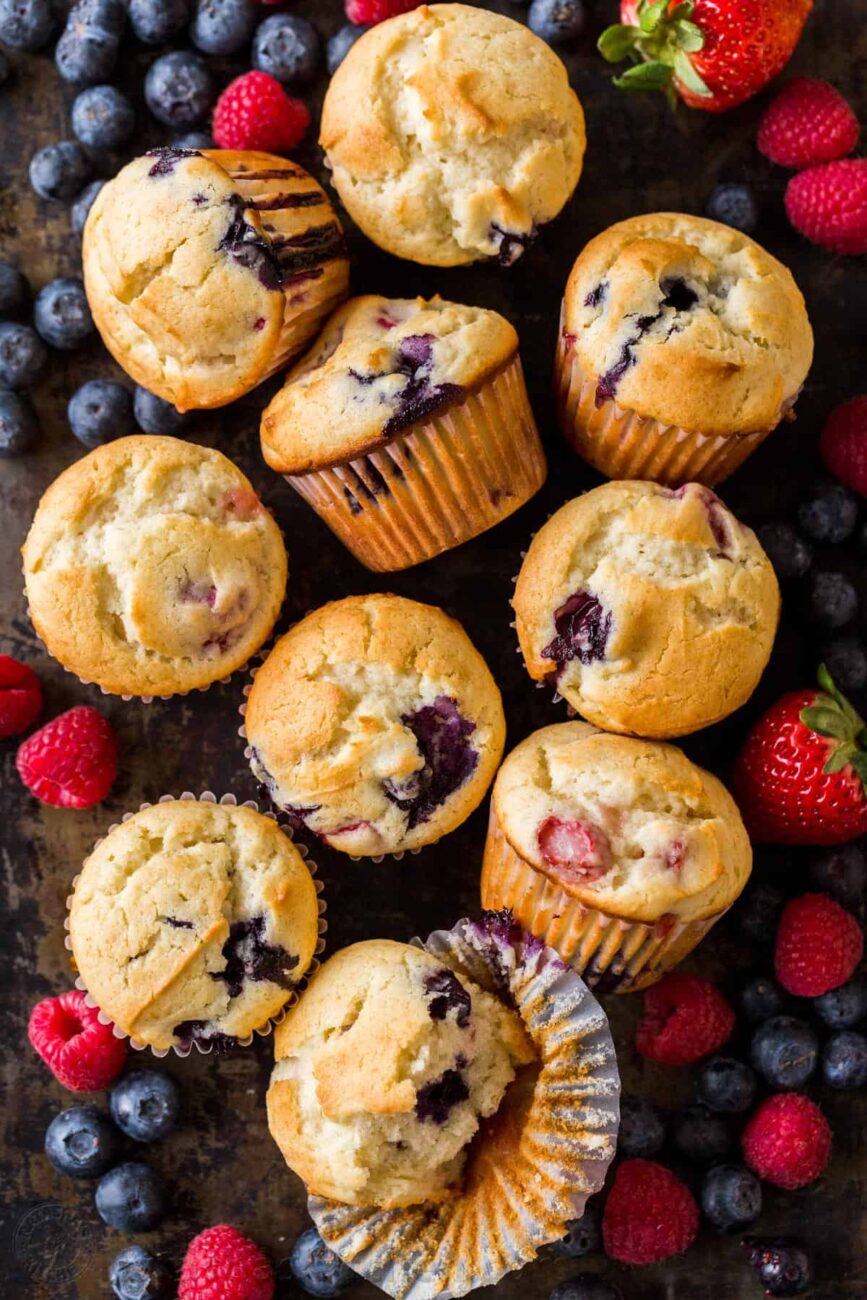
[1,2,866,1297]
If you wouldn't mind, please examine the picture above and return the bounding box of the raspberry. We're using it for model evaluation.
[602,1159,699,1265]
[28,989,128,1092]
[820,396,867,497]
[179,1225,274,1300]
[16,705,118,809]
[212,72,309,153]
[346,0,422,23]
[774,893,863,997]
[785,158,867,256]
[757,78,860,169]
[742,1094,832,1190]
[635,973,735,1066]
[0,654,41,739]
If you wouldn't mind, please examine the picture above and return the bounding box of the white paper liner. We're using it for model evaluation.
[64,790,327,1058]
[309,915,620,1299]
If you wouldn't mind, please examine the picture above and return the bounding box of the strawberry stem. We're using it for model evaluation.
[598,0,711,103]
[801,665,867,784]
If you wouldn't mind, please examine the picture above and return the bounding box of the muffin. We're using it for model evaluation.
[68,800,321,1053]
[481,722,752,992]
[267,938,536,1207]
[244,594,505,856]
[513,480,780,738]
[83,147,348,411]
[320,4,585,267]
[22,435,287,698]
[260,295,546,571]
[556,213,814,485]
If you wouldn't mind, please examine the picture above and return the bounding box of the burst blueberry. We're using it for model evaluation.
[128,0,190,44]
[617,1095,666,1158]
[672,1104,732,1163]
[29,141,92,200]
[542,590,612,672]
[383,696,478,830]
[110,1070,180,1143]
[742,1238,812,1297]
[0,322,47,388]
[68,378,135,447]
[215,915,299,998]
[822,1029,867,1088]
[797,480,857,543]
[0,0,55,50]
[288,1226,355,1298]
[0,390,39,457]
[750,1015,818,1090]
[528,0,586,44]
[34,278,94,350]
[757,521,813,581]
[423,968,471,1027]
[415,1068,469,1125]
[550,1202,601,1258]
[695,1056,757,1114]
[45,1105,119,1179]
[253,14,320,85]
[144,50,214,128]
[71,85,135,150]
[700,1164,762,1234]
[71,180,105,234]
[326,23,366,74]
[705,182,758,234]
[134,386,191,436]
[109,1245,174,1300]
[95,1161,166,1231]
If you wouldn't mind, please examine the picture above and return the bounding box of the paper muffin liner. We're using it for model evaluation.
[286,355,547,572]
[481,806,725,995]
[554,320,782,488]
[64,790,327,1058]
[309,914,620,1299]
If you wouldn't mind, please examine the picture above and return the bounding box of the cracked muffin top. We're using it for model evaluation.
[68,800,320,1053]
[22,435,287,697]
[492,722,752,924]
[245,594,505,857]
[266,939,535,1206]
[260,294,518,474]
[514,480,780,738]
[320,4,585,268]
[562,213,813,436]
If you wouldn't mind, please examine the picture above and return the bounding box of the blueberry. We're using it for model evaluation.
[808,841,867,909]
[95,1161,165,1231]
[815,973,867,1028]
[0,389,38,457]
[288,1227,355,1298]
[550,1202,601,1258]
[190,0,256,56]
[128,0,191,45]
[34,278,94,350]
[29,141,92,201]
[797,480,858,544]
[527,0,586,43]
[705,182,758,234]
[695,1056,757,1114]
[109,1245,174,1300]
[617,1095,666,1158]
[0,322,47,388]
[133,386,191,436]
[56,0,126,85]
[253,14,320,85]
[750,1016,818,1090]
[145,51,214,128]
[809,570,858,628]
[173,131,213,149]
[0,0,55,50]
[549,1278,624,1300]
[71,85,135,150]
[44,1105,119,1179]
[735,880,784,945]
[110,1070,180,1142]
[824,635,867,693]
[742,1238,812,1297]
[71,180,105,234]
[68,378,135,447]
[700,1164,762,1233]
[757,521,813,582]
[740,976,787,1023]
[672,1104,732,1163]
[822,1028,867,1088]
[0,261,30,317]
[326,23,366,74]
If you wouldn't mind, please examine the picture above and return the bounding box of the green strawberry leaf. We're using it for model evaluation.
[669,1,696,18]
[613,61,674,91]
[817,663,867,736]
[800,706,855,741]
[674,19,705,51]
[640,0,669,33]
[673,48,712,96]
[598,23,642,62]
[823,743,858,775]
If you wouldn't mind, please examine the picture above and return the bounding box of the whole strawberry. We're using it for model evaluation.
[820,396,867,496]
[758,78,860,169]
[179,1225,274,1300]
[733,666,867,845]
[786,158,867,256]
[599,0,813,113]
[16,705,117,809]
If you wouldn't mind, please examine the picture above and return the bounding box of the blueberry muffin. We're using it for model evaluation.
[266,938,535,1206]
[481,722,752,991]
[83,148,348,411]
[260,295,546,571]
[245,594,506,856]
[22,435,287,698]
[513,481,780,738]
[68,800,321,1053]
[320,4,585,267]
[556,213,814,485]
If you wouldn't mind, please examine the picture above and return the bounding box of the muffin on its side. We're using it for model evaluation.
[245,594,506,856]
[556,213,813,485]
[260,295,546,571]
[320,4,585,267]
[69,800,321,1053]
[514,480,780,738]
[22,435,287,698]
[481,722,752,992]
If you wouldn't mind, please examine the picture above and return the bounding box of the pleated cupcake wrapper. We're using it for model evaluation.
[64,790,327,1058]
[309,915,619,1299]
[285,355,547,573]
[480,807,724,995]
[554,321,779,488]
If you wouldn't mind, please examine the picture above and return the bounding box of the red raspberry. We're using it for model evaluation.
[785,158,867,256]
[16,705,118,809]
[0,654,42,739]
[757,78,860,169]
[602,1159,699,1265]
[819,395,867,497]
[179,1225,274,1300]
[774,892,863,997]
[28,989,128,1092]
[213,72,310,154]
[742,1094,832,1190]
[346,0,422,23]
[635,973,735,1066]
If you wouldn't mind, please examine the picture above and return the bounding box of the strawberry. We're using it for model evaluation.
[785,159,867,256]
[732,666,867,845]
[599,0,813,113]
